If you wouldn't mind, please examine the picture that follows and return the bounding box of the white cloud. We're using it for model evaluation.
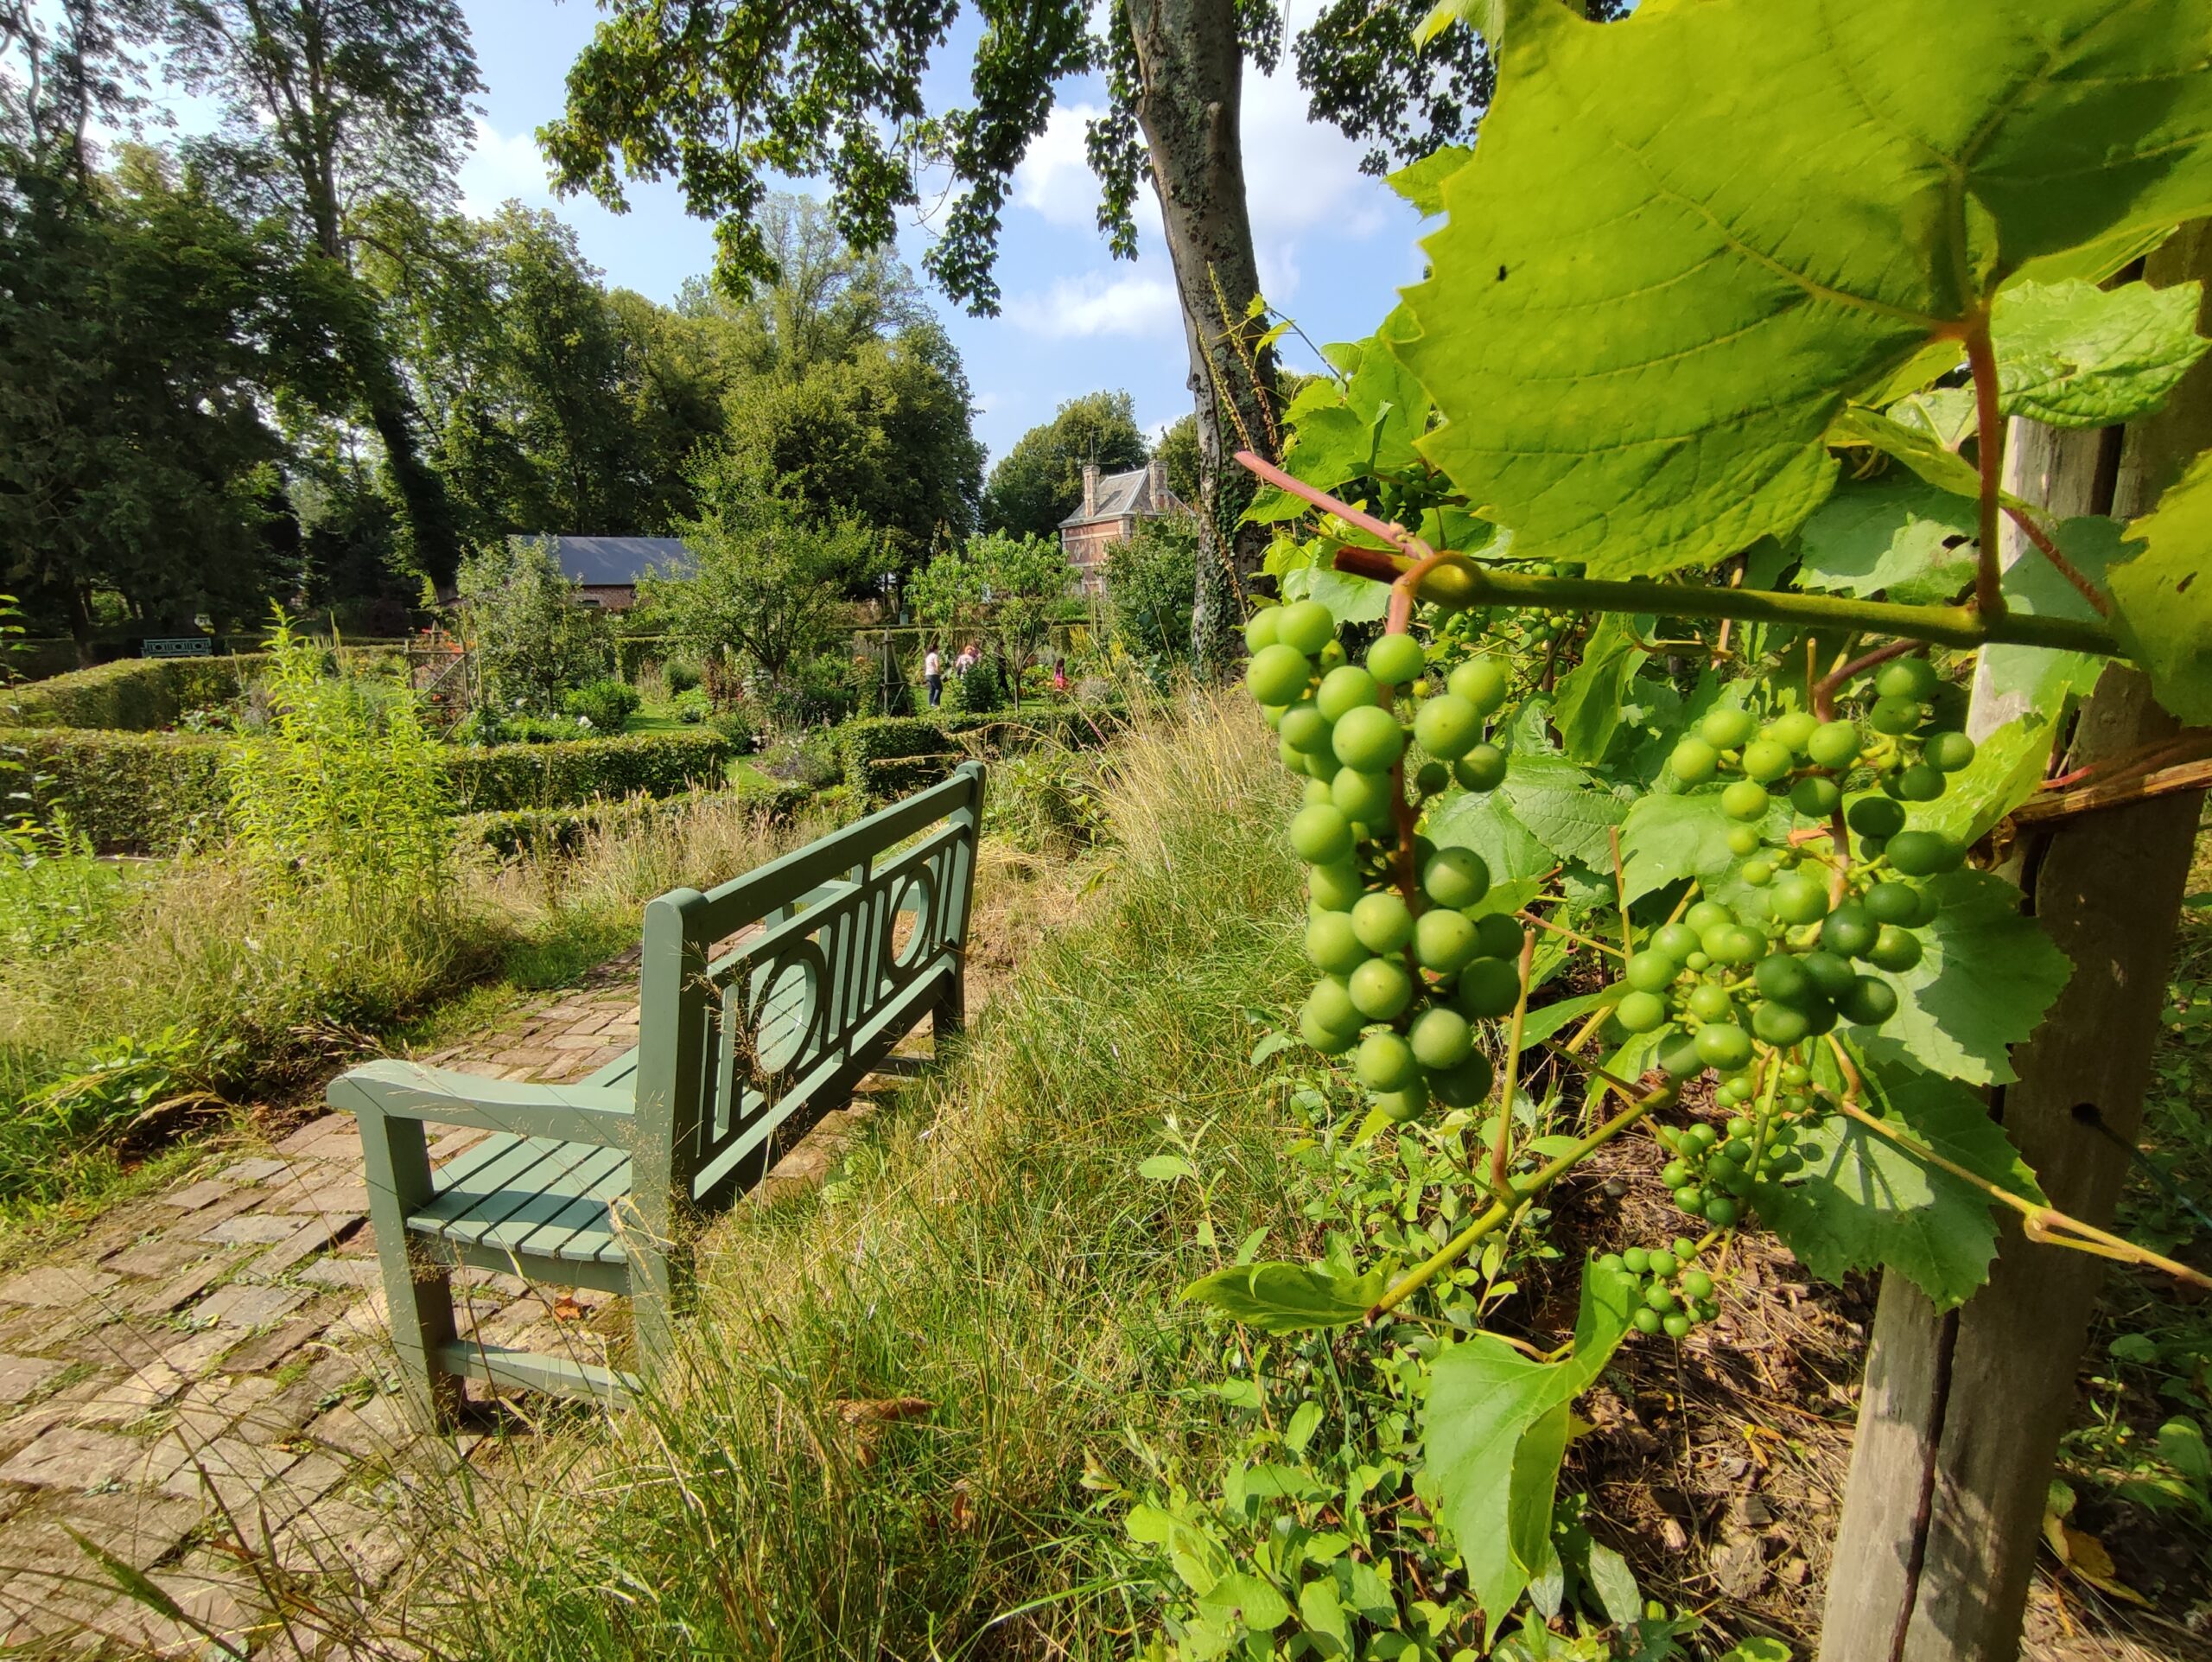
[457,118,554,213]
[1004,270,1182,340]
[1011,103,1102,228]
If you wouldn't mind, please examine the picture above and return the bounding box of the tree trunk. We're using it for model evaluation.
[1124,0,1279,676]
[1818,227,2212,1662]
[361,377,461,591]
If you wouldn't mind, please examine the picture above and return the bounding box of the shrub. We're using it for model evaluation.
[0,727,227,851]
[457,778,836,858]
[664,659,702,695]
[709,705,758,754]
[563,678,642,734]
[759,652,873,731]
[671,687,712,723]
[442,730,734,813]
[3,655,255,730]
[457,537,614,710]
[987,746,1109,855]
[0,818,127,953]
[946,655,1007,714]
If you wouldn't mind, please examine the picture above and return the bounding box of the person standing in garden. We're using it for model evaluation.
[925,645,944,708]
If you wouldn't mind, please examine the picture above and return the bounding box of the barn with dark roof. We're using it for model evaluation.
[528,536,695,610]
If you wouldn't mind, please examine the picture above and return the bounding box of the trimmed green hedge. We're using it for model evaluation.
[3,727,736,852]
[458,777,844,858]
[5,657,257,731]
[858,753,963,801]
[837,705,1125,787]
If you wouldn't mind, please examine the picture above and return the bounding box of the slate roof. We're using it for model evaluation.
[527,535,695,587]
[1060,466,1185,527]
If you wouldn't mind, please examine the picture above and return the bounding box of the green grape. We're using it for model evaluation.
[1351,891,1415,953]
[1318,640,1346,671]
[1277,735,1304,772]
[1769,872,1830,927]
[1333,766,1399,828]
[1700,707,1757,749]
[1685,950,1712,972]
[1674,1185,1708,1214]
[1471,913,1524,959]
[1647,1249,1679,1279]
[1457,957,1522,1019]
[1350,957,1414,1020]
[1652,922,1700,961]
[1724,1115,1752,1139]
[1414,761,1451,796]
[1306,975,1360,1032]
[1633,1308,1663,1335]
[1847,795,1907,840]
[1598,1252,1625,1273]
[1790,775,1842,818]
[1742,858,1775,887]
[1755,954,1812,1005]
[1875,656,1939,701]
[1894,762,1946,802]
[1374,1080,1428,1122]
[1424,846,1491,909]
[1306,913,1369,976]
[1454,743,1509,792]
[1625,950,1678,993]
[1871,695,1923,736]
[1721,780,1771,821]
[1799,950,1856,1003]
[1863,881,1920,925]
[1742,738,1793,782]
[1409,1006,1476,1069]
[1356,1030,1420,1091]
[1617,990,1669,1033]
[1302,778,1336,811]
[1279,702,1330,755]
[1660,1161,1691,1188]
[1908,885,1943,928]
[1681,1270,1713,1300]
[1709,927,1766,967]
[1662,1312,1694,1340]
[1687,1124,1720,1152]
[1415,908,1480,973]
[1308,861,1363,912]
[1414,693,1483,759]
[1367,633,1426,686]
[1868,924,1923,972]
[1926,729,1977,773]
[1317,665,1381,723]
[1704,1197,1740,1227]
[1289,804,1354,863]
[1332,705,1404,772]
[1839,974,1898,1026]
[1656,1033,1705,1078]
[1243,608,1281,653]
[1448,657,1510,715]
[1686,901,1732,934]
[1767,711,1819,753]
[1727,825,1764,856]
[1752,1001,1810,1046]
[1432,1052,1495,1107]
[1672,736,1719,783]
[1645,1284,1679,1313]
[1622,1247,1650,1274]
[1885,829,1960,876]
[1687,984,1735,1023]
[1300,1004,1360,1054]
[1807,719,1863,770]
[1275,600,1337,656]
[1247,643,1313,707]
[1821,902,1878,958]
[1695,1023,1754,1069]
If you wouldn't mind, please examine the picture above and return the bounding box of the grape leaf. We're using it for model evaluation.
[1423,1259,1637,1640]
[2110,452,2212,727]
[1856,869,2072,1087]
[1398,0,2212,578]
[1793,476,1978,605]
[1993,278,2209,429]
[1180,1262,1383,1334]
[1249,309,1432,524]
[1829,408,1985,500]
[1905,714,2054,848]
[1975,516,2125,724]
[1618,789,1791,903]
[1497,753,1626,869]
[1551,614,1650,763]
[1389,144,1473,216]
[1429,784,1554,887]
[1887,386,1976,450]
[1756,1063,2044,1309]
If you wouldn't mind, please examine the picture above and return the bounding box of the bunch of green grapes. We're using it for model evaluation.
[1597,1238,1721,1339]
[1244,600,1519,1121]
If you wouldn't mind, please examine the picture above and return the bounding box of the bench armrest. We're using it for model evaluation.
[329,1060,637,1149]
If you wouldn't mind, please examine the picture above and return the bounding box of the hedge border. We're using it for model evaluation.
[456,778,850,858]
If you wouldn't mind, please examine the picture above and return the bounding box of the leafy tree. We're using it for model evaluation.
[639,451,876,685]
[981,391,1150,539]
[1103,513,1198,670]
[165,0,485,586]
[1153,413,1201,509]
[908,531,1071,683]
[454,536,613,714]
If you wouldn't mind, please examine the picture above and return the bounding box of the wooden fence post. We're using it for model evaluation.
[1818,229,2212,1662]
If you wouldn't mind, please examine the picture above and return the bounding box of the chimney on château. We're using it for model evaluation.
[1147,455,1167,507]
[1081,462,1100,519]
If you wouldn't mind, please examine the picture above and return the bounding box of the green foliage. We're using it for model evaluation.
[0,818,126,955]
[1993,278,2211,429]
[0,727,228,852]
[563,678,642,735]
[2109,452,2212,727]
[1396,0,2212,578]
[455,778,830,858]
[981,391,1150,538]
[944,655,1007,715]
[2,1027,238,1208]
[908,530,1072,680]
[457,538,617,712]
[224,615,451,914]
[440,731,734,814]
[1104,513,1199,671]
[2,654,256,731]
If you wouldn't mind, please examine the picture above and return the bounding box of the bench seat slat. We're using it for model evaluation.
[413,1135,607,1242]
[475,1146,633,1263]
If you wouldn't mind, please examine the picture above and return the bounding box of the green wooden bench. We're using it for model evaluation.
[329,763,985,1424]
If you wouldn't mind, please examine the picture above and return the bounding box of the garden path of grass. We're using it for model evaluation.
[0,950,891,1658]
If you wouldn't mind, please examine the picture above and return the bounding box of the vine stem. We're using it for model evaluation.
[1366,1077,1677,1322]
[1965,315,2008,621]
[1234,447,2115,655]
[1826,1096,2212,1291]
[1814,639,1919,720]
[1490,929,1538,1195]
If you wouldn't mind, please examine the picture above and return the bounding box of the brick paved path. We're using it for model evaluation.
[0,951,879,1656]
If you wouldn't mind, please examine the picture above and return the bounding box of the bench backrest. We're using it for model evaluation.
[627,761,984,1226]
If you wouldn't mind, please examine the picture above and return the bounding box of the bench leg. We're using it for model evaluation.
[355,1111,464,1430]
[933,965,965,1052]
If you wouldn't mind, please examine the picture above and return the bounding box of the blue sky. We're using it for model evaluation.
[438,0,1430,462]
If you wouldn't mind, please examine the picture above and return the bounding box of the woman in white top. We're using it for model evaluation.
[925,646,944,708]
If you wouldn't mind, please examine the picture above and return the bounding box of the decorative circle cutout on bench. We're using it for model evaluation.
[886,866,940,974]
[748,940,826,1076]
